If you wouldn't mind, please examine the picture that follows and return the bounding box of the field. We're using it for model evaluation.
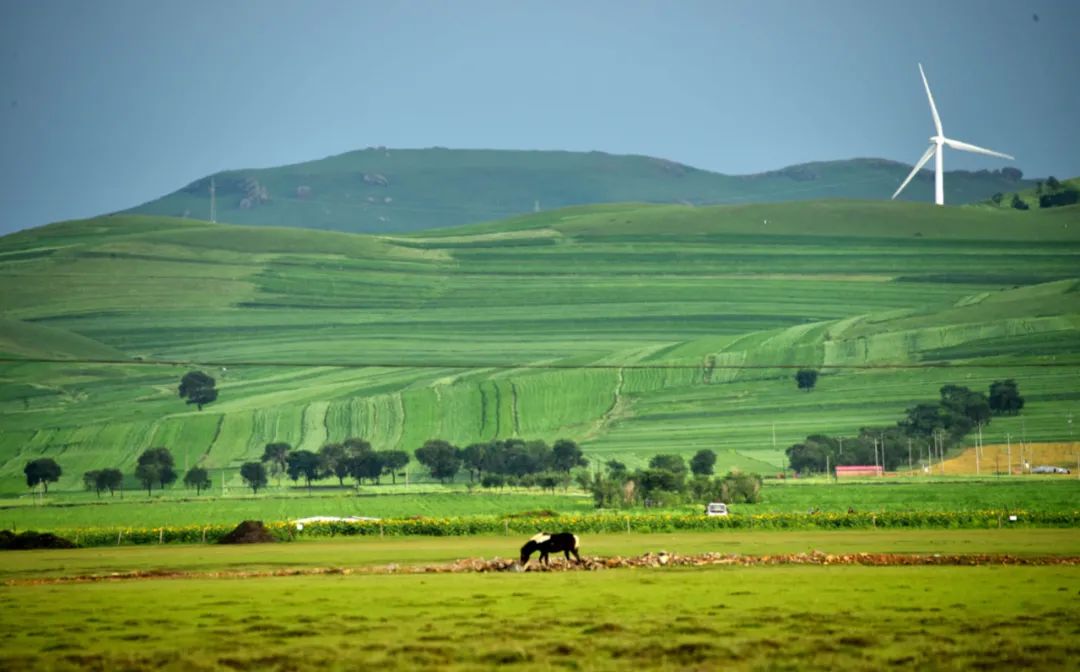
[2,530,1078,670]
[2,201,1079,493]
[2,478,1077,534]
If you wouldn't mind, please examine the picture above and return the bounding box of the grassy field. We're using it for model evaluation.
[2,531,1077,670]
[2,479,1076,532]
[1,201,1078,493]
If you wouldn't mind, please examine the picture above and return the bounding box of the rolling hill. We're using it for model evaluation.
[123,149,1033,234]
[1,200,1078,492]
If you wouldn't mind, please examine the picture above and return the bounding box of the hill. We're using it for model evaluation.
[1,201,1078,492]
[978,176,1080,211]
[123,149,1032,234]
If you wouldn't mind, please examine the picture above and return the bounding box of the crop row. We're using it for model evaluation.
[50,509,1080,548]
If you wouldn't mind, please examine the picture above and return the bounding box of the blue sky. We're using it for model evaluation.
[1,0,1077,234]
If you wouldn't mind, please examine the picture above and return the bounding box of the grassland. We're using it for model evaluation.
[2,531,1078,671]
[2,479,1076,532]
[1,200,1079,493]
[125,148,1033,233]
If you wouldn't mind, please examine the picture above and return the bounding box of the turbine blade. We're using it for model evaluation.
[892,145,936,200]
[919,63,943,136]
[943,137,1014,161]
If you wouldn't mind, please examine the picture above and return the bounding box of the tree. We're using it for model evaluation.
[178,370,218,411]
[648,454,688,477]
[605,459,628,479]
[414,439,461,483]
[135,447,177,496]
[348,450,384,485]
[240,462,268,494]
[990,192,1003,205]
[83,470,103,497]
[1046,176,1061,191]
[552,439,588,473]
[318,443,350,486]
[461,443,490,483]
[379,450,410,484]
[98,468,123,497]
[24,458,62,493]
[1011,193,1030,210]
[988,380,1025,416]
[795,369,819,392]
[690,449,717,477]
[183,466,211,495]
[261,442,291,485]
[286,450,322,492]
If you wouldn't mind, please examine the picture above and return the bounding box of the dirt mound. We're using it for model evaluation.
[218,520,277,545]
[0,530,77,550]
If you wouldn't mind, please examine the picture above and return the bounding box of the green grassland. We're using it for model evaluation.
[125,148,1033,233]
[1,200,1079,494]
[3,480,1077,532]
[2,531,1077,670]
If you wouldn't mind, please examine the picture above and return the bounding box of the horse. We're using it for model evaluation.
[519,532,581,567]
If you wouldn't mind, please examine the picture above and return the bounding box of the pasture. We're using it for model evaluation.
[2,530,1078,670]
[1,202,1079,492]
[2,478,1076,532]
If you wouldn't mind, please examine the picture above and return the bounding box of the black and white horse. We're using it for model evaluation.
[519,532,581,566]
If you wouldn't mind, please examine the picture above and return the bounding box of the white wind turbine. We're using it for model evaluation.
[892,64,1013,206]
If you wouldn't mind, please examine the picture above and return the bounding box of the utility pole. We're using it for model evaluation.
[210,177,217,223]
[534,199,540,213]
[907,438,912,476]
[1006,433,1011,476]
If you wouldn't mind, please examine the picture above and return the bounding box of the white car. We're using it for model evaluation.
[705,502,729,516]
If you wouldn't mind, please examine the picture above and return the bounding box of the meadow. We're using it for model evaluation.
[2,531,1078,671]
[3,478,1076,532]
[1,201,1079,494]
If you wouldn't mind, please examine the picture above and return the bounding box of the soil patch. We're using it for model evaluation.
[0,530,77,550]
[218,521,277,545]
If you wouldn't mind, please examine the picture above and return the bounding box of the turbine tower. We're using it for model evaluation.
[892,64,1013,206]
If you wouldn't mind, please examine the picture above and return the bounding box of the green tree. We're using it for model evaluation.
[648,454,688,477]
[460,442,490,483]
[286,450,322,492]
[240,462,268,494]
[414,439,461,483]
[378,450,410,484]
[178,370,218,410]
[990,192,1003,205]
[1011,193,1029,210]
[83,470,103,497]
[24,458,62,493]
[1046,176,1061,191]
[348,450,385,485]
[183,466,211,495]
[690,449,717,476]
[318,443,349,486]
[552,439,588,473]
[261,442,291,485]
[98,468,123,497]
[795,369,819,392]
[988,380,1025,416]
[605,459,628,479]
[135,447,177,496]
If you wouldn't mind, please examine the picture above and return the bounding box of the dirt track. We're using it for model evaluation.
[9,551,1079,586]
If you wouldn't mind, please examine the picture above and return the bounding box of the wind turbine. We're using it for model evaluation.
[892,64,1013,206]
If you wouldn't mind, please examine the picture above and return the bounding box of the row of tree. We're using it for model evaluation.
[786,380,1024,474]
[410,438,588,485]
[580,450,762,509]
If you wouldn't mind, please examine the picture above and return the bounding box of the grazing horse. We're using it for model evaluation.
[520,532,581,566]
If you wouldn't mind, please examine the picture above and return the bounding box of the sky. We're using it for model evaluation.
[1,0,1077,235]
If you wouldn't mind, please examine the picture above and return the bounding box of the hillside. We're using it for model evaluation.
[124,149,1032,234]
[978,176,1080,211]
[1,201,1078,492]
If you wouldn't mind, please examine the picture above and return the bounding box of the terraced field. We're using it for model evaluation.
[1,201,1078,492]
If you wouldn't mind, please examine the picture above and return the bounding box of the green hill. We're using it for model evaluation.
[1,201,1077,492]
[123,149,1032,234]
[978,176,1080,211]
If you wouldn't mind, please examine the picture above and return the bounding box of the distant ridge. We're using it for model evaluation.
[125,148,1032,234]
